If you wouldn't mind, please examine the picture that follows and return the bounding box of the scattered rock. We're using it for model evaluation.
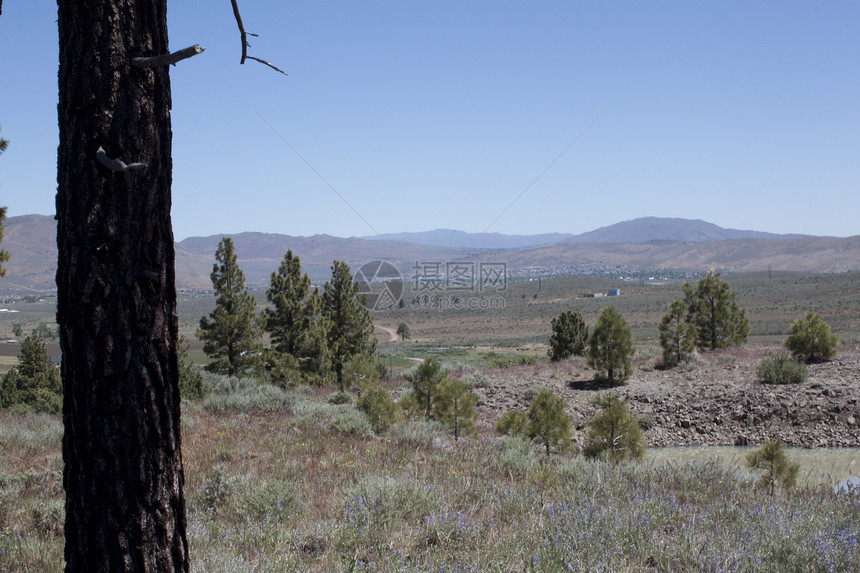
[479,343,860,448]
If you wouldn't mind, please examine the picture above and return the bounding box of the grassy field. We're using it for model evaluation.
[1,271,858,570]
[1,395,858,572]
[2,271,859,351]
[375,271,860,348]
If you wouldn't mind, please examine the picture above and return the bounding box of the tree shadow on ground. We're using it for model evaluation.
[567,378,625,391]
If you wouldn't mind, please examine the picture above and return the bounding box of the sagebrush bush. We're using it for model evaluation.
[0,412,63,452]
[523,385,549,401]
[341,475,443,529]
[491,355,538,368]
[240,479,302,521]
[495,435,537,473]
[202,373,252,395]
[757,354,808,384]
[200,464,234,512]
[27,498,63,536]
[202,375,298,413]
[328,407,373,436]
[291,402,372,436]
[785,311,839,363]
[388,420,447,449]
[327,390,352,405]
[461,371,489,389]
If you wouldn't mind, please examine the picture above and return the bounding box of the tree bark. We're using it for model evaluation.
[57,1,188,571]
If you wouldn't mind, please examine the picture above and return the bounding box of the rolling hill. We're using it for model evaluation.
[367,217,808,249]
[0,214,856,294]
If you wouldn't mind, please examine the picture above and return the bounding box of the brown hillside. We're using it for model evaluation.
[1,214,858,294]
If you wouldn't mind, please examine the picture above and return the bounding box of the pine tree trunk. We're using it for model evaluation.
[57,1,188,571]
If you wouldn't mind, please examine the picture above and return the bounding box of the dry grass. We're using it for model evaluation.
[1,392,858,572]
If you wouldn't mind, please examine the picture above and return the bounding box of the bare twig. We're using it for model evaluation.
[132,44,206,68]
[230,0,288,75]
[245,55,289,76]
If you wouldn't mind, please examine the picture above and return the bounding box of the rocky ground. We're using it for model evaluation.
[476,341,860,449]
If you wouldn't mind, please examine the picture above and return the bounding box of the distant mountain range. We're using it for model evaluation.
[365,217,808,249]
[0,214,856,294]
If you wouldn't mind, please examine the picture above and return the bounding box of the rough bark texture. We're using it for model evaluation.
[57,1,188,571]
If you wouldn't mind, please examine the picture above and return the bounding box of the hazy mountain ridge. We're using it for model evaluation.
[566,217,809,244]
[498,235,860,274]
[1,214,855,294]
[367,217,809,249]
[363,229,576,249]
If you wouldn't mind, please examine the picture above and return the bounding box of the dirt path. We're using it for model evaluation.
[376,325,399,343]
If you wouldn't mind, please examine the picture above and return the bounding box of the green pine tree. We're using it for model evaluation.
[340,352,379,393]
[433,377,478,440]
[409,357,445,418]
[298,311,333,384]
[357,382,399,434]
[264,250,315,356]
[197,237,260,376]
[658,298,697,367]
[548,310,589,361]
[588,306,635,385]
[527,389,572,456]
[496,409,528,438]
[396,323,411,341]
[322,260,377,386]
[746,440,800,496]
[263,250,331,381]
[0,336,62,413]
[683,271,750,350]
[583,393,645,463]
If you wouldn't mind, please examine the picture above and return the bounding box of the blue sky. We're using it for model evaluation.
[1,1,858,241]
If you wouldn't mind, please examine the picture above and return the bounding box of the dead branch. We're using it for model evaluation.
[230,0,288,75]
[132,44,205,68]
